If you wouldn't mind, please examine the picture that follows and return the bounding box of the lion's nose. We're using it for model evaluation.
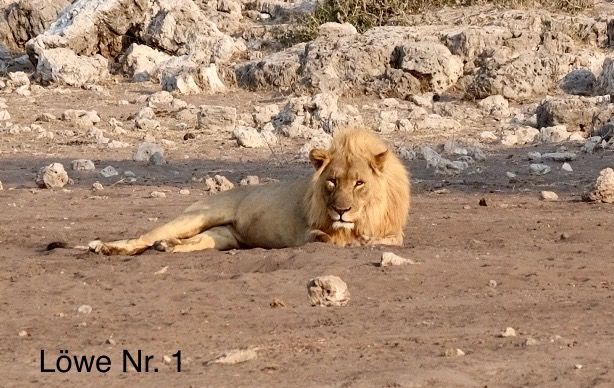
[334,206,351,216]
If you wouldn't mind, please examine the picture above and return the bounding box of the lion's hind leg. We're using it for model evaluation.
[90,213,209,256]
[154,226,240,253]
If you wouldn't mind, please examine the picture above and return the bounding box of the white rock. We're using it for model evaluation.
[204,175,234,192]
[561,163,573,172]
[499,327,516,337]
[0,110,11,121]
[478,95,509,118]
[210,349,257,365]
[61,109,100,128]
[8,71,30,87]
[100,166,119,178]
[380,252,416,266]
[150,191,166,198]
[240,176,260,186]
[540,191,559,201]
[480,131,498,142]
[540,125,570,143]
[71,159,95,171]
[529,164,551,175]
[527,151,542,161]
[92,182,104,191]
[0,180,3,190]
[234,126,278,148]
[318,22,357,37]
[582,168,614,203]
[179,189,190,195]
[147,91,174,109]
[444,348,466,357]
[198,105,236,132]
[134,142,163,162]
[307,275,350,307]
[77,305,92,314]
[34,48,109,87]
[18,330,28,337]
[36,163,69,189]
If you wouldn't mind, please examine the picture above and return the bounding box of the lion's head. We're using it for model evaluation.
[305,127,411,246]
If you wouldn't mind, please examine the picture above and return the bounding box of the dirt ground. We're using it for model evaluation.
[1,84,614,387]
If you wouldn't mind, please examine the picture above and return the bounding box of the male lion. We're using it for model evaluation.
[89,128,410,255]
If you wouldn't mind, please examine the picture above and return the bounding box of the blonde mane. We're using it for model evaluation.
[304,127,411,246]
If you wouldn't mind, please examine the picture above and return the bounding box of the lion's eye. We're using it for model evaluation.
[355,180,364,187]
[327,178,337,186]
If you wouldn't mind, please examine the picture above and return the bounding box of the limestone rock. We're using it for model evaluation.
[61,110,100,128]
[210,349,257,365]
[198,105,236,132]
[233,126,277,148]
[307,275,350,307]
[36,162,69,189]
[204,175,234,192]
[380,252,416,267]
[540,125,571,143]
[536,95,614,130]
[71,159,95,171]
[540,191,559,201]
[34,48,108,87]
[134,142,163,162]
[478,95,510,118]
[582,168,614,203]
[121,43,171,82]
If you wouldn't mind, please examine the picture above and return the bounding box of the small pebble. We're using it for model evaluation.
[106,337,116,345]
[479,198,488,206]
[18,330,28,337]
[530,163,551,175]
[163,355,172,364]
[561,163,573,172]
[210,349,258,365]
[463,205,471,210]
[380,252,416,266]
[77,305,92,314]
[71,159,95,171]
[444,348,465,357]
[540,191,559,201]
[499,327,516,337]
[150,191,166,198]
[488,280,498,288]
[183,133,196,140]
[179,189,190,195]
[92,182,104,191]
[270,298,286,308]
[575,364,583,370]
[560,232,570,240]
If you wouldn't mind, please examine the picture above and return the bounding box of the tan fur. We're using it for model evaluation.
[89,127,411,255]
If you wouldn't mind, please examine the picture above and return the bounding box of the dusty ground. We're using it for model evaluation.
[1,85,614,387]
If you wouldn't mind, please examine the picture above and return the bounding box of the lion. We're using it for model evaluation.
[88,127,411,255]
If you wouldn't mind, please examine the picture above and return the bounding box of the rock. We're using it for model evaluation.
[147,91,174,110]
[198,105,236,132]
[501,126,540,146]
[36,163,68,189]
[488,280,498,288]
[92,182,103,191]
[18,330,28,337]
[444,348,465,357]
[1,0,70,52]
[536,95,614,130]
[478,95,509,118]
[150,191,166,198]
[318,22,357,37]
[582,136,604,153]
[71,159,95,171]
[238,27,463,97]
[529,164,551,175]
[239,176,260,186]
[134,142,164,162]
[540,125,570,143]
[253,104,280,127]
[61,110,100,129]
[0,110,11,121]
[561,163,573,172]
[525,337,539,346]
[0,180,3,190]
[160,62,226,95]
[120,43,171,82]
[26,0,237,64]
[299,133,333,159]
[148,152,166,166]
[499,327,516,338]
[380,252,416,267]
[540,191,559,201]
[33,48,108,87]
[582,168,614,203]
[595,58,614,95]
[421,146,468,174]
[415,114,459,132]
[210,349,257,365]
[560,68,595,96]
[527,151,542,161]
[307,275,350,307]
[506,172,517,179]
[204,175,234,192]
[8,71,30,87]
[179,189,190,195]
[541,152,576,162]
[100,166,118,178]
[36,113,56,122]
[233,126,278,148]
[77,304,92,314]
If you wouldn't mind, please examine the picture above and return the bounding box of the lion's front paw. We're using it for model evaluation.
[349,235,372,247]
[308,229,332,243]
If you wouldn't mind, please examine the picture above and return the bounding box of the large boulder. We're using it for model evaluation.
[595,57,614,96]
[34,47,109,86]
[0,0,70,52]
[536,95,614,132]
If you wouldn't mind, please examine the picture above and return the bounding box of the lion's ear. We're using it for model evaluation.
[309,148,330,170]
[370,150,388,172]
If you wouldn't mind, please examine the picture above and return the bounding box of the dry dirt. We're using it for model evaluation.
[1,84,614,387]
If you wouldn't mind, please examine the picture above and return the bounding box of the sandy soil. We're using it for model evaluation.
[1,84,614,387]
